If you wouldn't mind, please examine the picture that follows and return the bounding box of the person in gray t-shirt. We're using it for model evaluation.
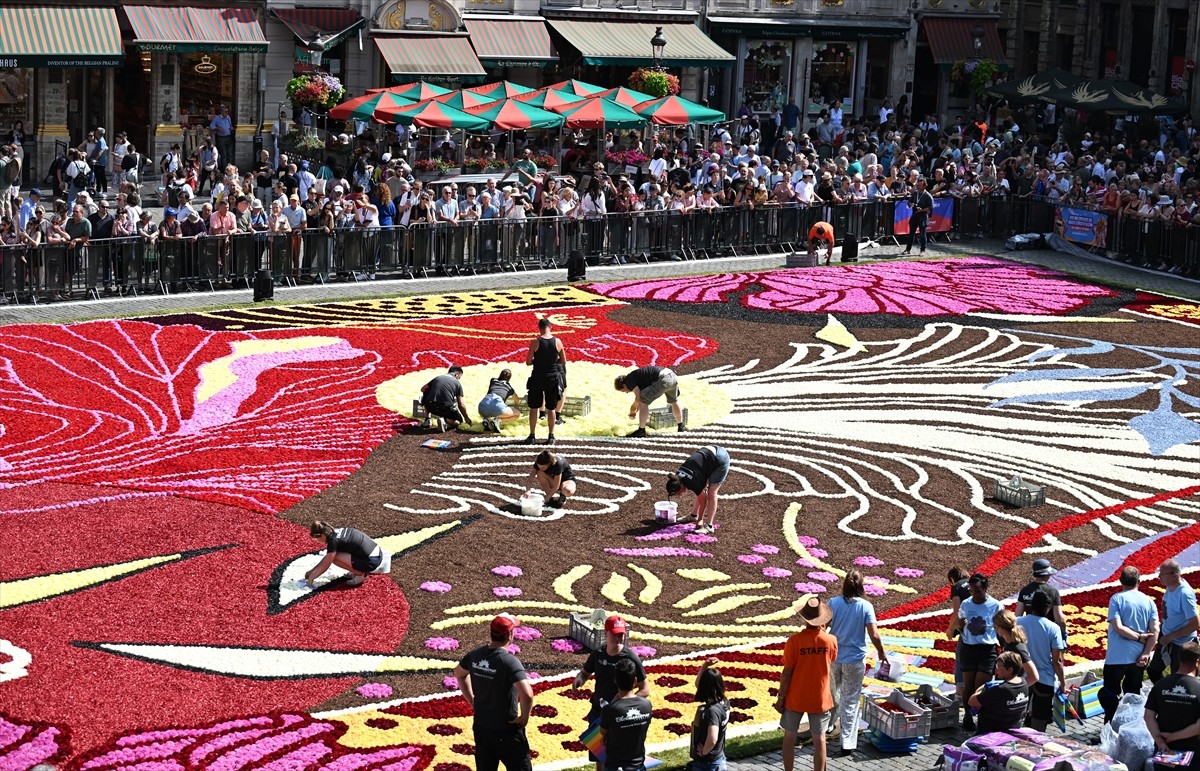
[420,365,473,430]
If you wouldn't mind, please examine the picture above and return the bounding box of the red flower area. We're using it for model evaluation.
[729,698,758,709]
[730,712,753,723]
[366,718,400,730]
[1124,291,1200,326]
[384,700,474,720]
[537,724,572,735]
[664,723,691,735]
[531,705,558,718]
[427,725,462,736]
[561,741,586,752]
[450,743,475,756]
[665,693,694,703]
[435,764,471,771]
[724,681,746,691]
[652,709,683,720]
[587,258,1116,317]
[655,675,687,688]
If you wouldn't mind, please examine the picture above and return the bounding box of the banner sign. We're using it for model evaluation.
[893,198,954,235]
[1060,207,1108,247]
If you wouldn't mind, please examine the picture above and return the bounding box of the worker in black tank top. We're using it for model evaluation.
[525,318,566,446]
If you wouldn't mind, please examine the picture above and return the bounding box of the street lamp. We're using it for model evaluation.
[650,26,667,71]
[971,23,984,53]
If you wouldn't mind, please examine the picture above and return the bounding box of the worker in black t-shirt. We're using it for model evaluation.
[1145,641,1200,767]
[525,317,566,445]
[304,520,384,587]
[968,651,1030,735]
[666,446,731,537]
[614,365,684,437]
[454,614,535,771]
[600,659,653,771]
[526,450,577,508]
[420,365,473,431]
[574,615,649,771]
[1015,559,1068,640]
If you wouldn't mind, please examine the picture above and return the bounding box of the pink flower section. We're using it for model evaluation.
[512,626,542,641]
[808,571,838,582]
[425,637,460,652]
[797,536,820,547]
[605,547,713,558]
[588,273,755,303]
[865,584,888,596]
[420,581,452,593]
[552,638,584,653]
[491,565,523,577]
[492,586,523,598]
[443,676,460,690]
[737,554,767,564]
[685,533,718,544]
[809,548,828,558]
[0,717,64,771]
[630,645,657,658]
[355,683,394,699]
[635,523,693,541]
[795,558,816,568]
[763,567,793,578]
[854,556,885,567]
[894,567,925,578]
[508,644,521,654]
[751,544,780,554]
[528,672,542,680]
[794,582,827,593]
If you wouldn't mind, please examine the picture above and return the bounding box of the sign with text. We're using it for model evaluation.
[893,198,954,235]
[1060,207,1108,247]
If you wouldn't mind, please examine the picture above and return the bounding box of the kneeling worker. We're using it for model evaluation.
[808,221,835,266]
[305,521,384,587]
[527,450,576,509]
[421,365,473,431]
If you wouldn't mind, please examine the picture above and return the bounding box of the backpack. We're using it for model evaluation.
[4,156,19,186]
[122,152,138,172]
[160,152,173,174]
[71,161,88,190]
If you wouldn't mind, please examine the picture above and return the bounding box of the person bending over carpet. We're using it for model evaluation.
[421,364,473,431]
[526,450,576,508]
[304,521,383,587]
[614,365,684,437]
[479,368,522,433]
[666,445,730,537]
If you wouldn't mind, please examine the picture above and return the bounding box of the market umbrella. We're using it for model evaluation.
[378,99,491,130]
[553,97,645,129]
[328,91,415,122]
[465,98,564,130]
[388,81,454,102]
[513,88,587,112]
[430,89,498,110]
[465,80,535,98]
[634,94,726,125]
[986,68,1086,105]
[594,86,656,109]
[546,79,606,97]
[1099,79,1189,115]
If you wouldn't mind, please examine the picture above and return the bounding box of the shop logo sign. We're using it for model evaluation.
[194,55,217,74]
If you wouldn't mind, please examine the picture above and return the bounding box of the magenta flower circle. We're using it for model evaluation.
[795,558,816,568]
[894,567,925,578]
[508,644,521,654]
[763,567,793,578]
[797,536,820,547]
[552,638,584,653]
[528,671,542,680]
[809,547,828,558]
[864,584,887,596]
[513,626,542,641]
[685,533,718,544]
[751,544,780,554]
[630,645,657,658]
[420,581,452,593]
[605,547,713,558]
[737,554,767,564]
[808,571,838,582]
[492,586,522,598]
[491,565,523,577]
[425,637,460,652]
[355,683,394,699]
[443,676,460,690]
[854,556,885,567]
[794,582,827,593]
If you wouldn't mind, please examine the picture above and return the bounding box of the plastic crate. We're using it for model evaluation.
[864,689,932,741]
[647,406,687,430]
[915,683,962,731]
[863,727,921,753]
[561,395,591,417]
[787,252,819,268]
[567,609,606,650]
[993,475,1046,507]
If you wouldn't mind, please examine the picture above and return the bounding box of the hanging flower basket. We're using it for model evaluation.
[951,58,999,98]
[628,69,680,98]
[286,74,345,111]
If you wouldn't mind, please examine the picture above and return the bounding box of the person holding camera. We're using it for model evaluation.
[901,177,933,255]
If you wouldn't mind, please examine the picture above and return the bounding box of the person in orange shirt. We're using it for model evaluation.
[775,596,838,771]
[807,221,835,265]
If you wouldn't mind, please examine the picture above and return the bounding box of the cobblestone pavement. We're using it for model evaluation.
[1,235,1197,325]
[730,715,1104,771]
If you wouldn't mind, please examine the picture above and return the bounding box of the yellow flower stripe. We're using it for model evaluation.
[601,572,633,607]
[431,614,569,631]
[782,503,916,594]
[675,583,772,609]
[442,599,588,615]
[677,568,732,582]
[627,563,663,604]
[552,564,593,603]
[738,597,807,623]
[682,595,781,618]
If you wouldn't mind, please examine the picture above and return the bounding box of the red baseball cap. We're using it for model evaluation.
[491,613,519,636]
[605,615,628,634]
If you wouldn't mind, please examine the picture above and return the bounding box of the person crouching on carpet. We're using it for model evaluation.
[420,364,473,432]
[526,450,576,508]
[666,445,731,537]
[304,521,383,587]
[478,368,522,433]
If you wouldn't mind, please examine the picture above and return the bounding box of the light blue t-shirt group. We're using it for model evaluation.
[1105,589,1159,665]
[1163,581,1199,644]
[1017,614,1066,687]
[829,595,877,663]
[960,596,1003,646]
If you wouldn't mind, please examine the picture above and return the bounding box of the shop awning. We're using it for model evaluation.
[463,17,556,67]
[706,16,910,39]
[547,19,734,68]
[124,6,268,53]
[272,8,365,51]
[922,18,1005,64]
[0,6,122,67]
[374,35,487,78]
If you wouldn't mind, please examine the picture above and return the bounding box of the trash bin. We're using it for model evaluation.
[253,268,274,301]
[252,134,264,164]
[841,232,859,262]
[567,249,586,281]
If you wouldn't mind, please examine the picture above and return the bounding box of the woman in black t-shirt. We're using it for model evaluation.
[994,609,1039,686]
[968,651,1030,735]
[478,368,521,432]
[304,520,384,587]
[691,659,730,771]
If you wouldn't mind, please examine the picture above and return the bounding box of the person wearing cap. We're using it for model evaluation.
[826,571,887,757]
[18,187,40,230]
[1015,558,1067,639]
[806,221,835,265]
[304,520,382,587]
[951,573,1002,731]
[1150,558,1198,684]
[295,160,316,201]
[599,658,654,771]
[574,615,648,769]
[776,596,837,771]
[453,613,535,771]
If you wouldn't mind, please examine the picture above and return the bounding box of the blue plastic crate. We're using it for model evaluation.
[864,727,923,753]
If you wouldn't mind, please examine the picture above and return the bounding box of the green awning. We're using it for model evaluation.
[548,19,734,68]
[0,6,122,67]
[463,17,557,68]
[706,16,910,40]
[125,5,268,54]
[272,8,366,51]
[374,35,486,79]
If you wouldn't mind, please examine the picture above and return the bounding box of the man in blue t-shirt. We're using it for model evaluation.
[1016,592,1067,731]
[1101,566,1159,722]
[1151,559,1199,683]
[827,571,888,757]
[454,614,534,771]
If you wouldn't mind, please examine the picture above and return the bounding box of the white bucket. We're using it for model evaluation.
[520,491,545,517]
[654,501,677,523]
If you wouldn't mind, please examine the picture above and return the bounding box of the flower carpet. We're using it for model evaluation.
[1,256,1199,769]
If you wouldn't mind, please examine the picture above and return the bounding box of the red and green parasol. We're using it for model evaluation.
[553,97,645,129]
[328,91,415,122]
[378,100,491,130]
[513,88,586,112]
[595,86,656,109]
[465,80,535,99]
[634,95,727,125]
[465,98,564,130]
[430,89,498,111]
[546,79,606,97]
[388,81,454,102]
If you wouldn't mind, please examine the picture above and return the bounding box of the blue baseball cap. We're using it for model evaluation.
[29,188,41,197]
[300,160,310,170]
[164,207,177,218]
